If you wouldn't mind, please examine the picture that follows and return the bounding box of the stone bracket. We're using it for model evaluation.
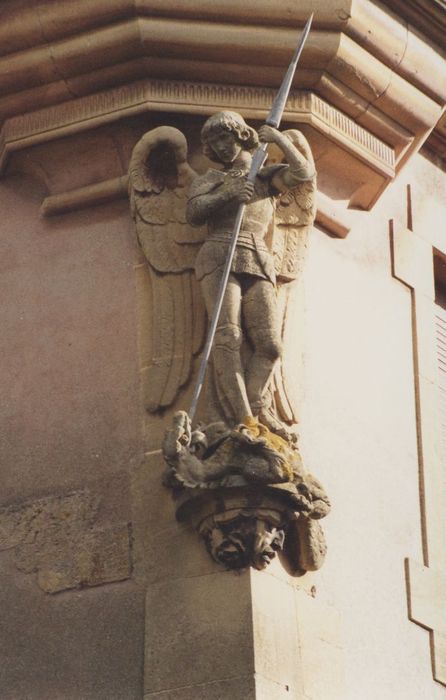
[175,485,328,573]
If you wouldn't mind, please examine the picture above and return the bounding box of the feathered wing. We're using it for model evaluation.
[128,126,207,413]
[270,129,317,425]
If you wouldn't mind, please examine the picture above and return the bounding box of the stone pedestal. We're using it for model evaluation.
[144,565,345,700]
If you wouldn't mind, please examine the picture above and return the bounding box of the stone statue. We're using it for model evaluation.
[128,112,316,438]
[128,112,328,571]
[187,111,316,435]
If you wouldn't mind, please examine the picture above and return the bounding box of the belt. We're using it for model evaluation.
[207,229,268,249]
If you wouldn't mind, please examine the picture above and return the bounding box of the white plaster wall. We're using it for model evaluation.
[299,152,446,699]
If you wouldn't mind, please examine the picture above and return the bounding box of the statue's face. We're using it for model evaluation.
[206,130,243,163]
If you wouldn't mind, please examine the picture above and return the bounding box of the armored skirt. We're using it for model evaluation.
[191,166,280,284]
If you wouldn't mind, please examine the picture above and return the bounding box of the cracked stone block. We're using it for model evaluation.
[34,524,132,594]
[0,490,131,593]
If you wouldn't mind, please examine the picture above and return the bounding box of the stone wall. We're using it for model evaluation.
[0,128,146,699]
[0,1,445,698]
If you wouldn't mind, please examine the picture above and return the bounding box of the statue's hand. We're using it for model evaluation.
[258,124,282,144]
[224,177,254,203]
[237,179,255,203]
[172,410,192,446]
[260,124,306,150]
[163,410,192,462]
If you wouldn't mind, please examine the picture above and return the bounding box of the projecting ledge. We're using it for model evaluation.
[3,79,395,212]
[40,178,351,238]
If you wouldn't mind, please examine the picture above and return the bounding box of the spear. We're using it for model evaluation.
[189,14,314,422]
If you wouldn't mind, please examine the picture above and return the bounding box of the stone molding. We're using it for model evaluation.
[0,1,444,110]
[0,77,393,217]
[0,80,395,177]
[0,0,444,170]
[381,0,446,48]
[391,208,446,687]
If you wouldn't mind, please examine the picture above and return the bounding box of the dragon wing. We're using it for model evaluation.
[270,129,317,425]
[129,126,207,413]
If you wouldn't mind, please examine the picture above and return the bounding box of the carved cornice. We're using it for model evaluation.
[0,19,442,140]
[0,3,443,138]
[0,2,444,108]
[0,79,394,178]
[0,0,444,197]
[381,0,446,48]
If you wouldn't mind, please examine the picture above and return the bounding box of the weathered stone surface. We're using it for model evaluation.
[144,571,254,695]
[144,677,254,700]
[0,490,99,551]
[0,570,145,700]
[144,676,256,700]
[251,569,301,695]
[131,451,218,585]
[0,490,131,593]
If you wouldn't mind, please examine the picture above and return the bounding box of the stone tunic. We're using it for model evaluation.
[189,165,283,283]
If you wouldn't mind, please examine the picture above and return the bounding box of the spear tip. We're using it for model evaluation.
[291,13,314,63]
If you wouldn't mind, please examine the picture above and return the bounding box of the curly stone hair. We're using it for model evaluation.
[201,111,259,160]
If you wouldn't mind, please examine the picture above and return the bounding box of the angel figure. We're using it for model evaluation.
[128,113,316,439]
[188,112,316,434]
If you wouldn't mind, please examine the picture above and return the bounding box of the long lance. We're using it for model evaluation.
[189,14,314,422]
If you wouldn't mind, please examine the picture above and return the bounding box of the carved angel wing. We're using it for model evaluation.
[129,126,207,413]
[272,129,316,284]
[269,129,317,426]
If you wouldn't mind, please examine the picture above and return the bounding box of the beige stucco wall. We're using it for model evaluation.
[299,150,446,698]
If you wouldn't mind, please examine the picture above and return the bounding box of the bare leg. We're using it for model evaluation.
[242,278,282,413]
[200,271,252,424]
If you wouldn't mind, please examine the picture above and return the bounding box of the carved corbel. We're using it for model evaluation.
[162,412,330,572]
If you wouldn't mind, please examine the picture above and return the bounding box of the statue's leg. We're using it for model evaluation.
[242,278,282,413]
[200,271,252,424]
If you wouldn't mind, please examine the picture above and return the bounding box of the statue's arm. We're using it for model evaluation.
[186,175,254,226]
[259,125,315,192]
